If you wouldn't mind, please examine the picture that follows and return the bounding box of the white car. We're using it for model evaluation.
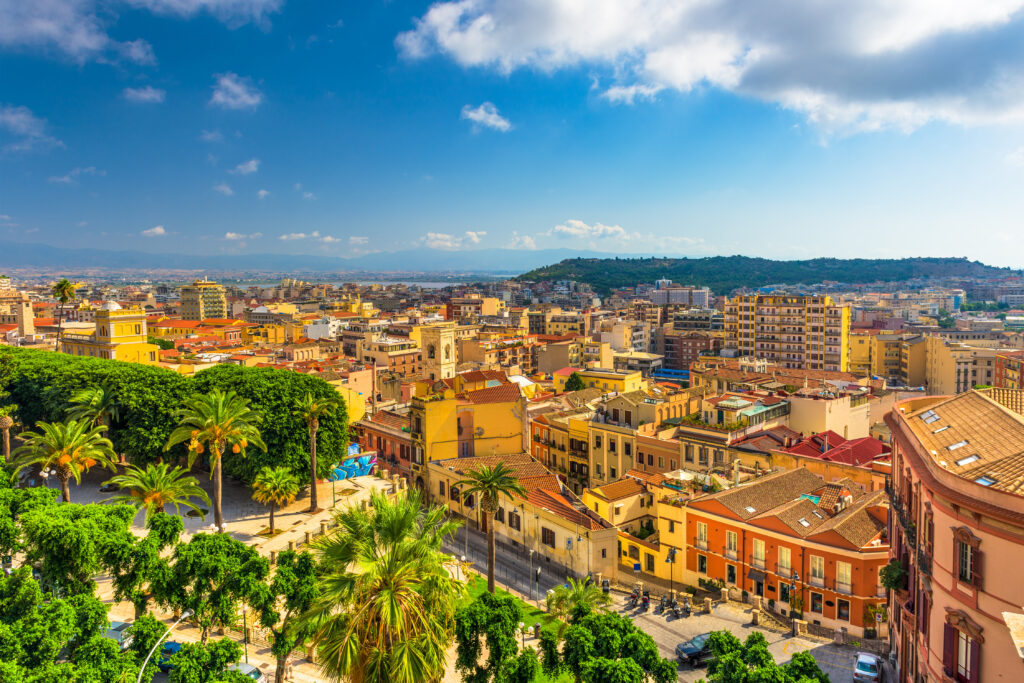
[227,662,265,682]
[853,652,881,682]
[104,621,133,651]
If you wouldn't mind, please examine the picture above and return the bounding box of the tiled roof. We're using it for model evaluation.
[695,468,823,520]
[526,488,604,531]
[371,410,409,430]
[439,453,548,480]
[625,468,667,486]
[590,477,646,502]
[459,369,508,384]
[460,383,522,405]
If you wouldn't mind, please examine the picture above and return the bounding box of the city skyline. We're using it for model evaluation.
[3,1,1024,267]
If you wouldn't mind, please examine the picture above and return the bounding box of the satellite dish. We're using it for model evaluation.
[475,427,485,436]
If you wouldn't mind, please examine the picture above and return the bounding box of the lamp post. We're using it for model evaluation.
[518,622,526,648]
[39,466,54,489]
[241,604,249,663]
[528,549,535,601]
[138,609,194,683]
[666,547,677,597]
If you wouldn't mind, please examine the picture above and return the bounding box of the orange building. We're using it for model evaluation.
[684,468,889,636]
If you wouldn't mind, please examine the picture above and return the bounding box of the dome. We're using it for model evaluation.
[99,301,122,311]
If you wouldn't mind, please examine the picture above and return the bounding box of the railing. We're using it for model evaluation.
[835,581,853,596]
[917,549,932,576]
[808,575,825,588]
[725,548,738,560]
[776,564,791,579]
[695,537,708,551]
[751,557,766,570]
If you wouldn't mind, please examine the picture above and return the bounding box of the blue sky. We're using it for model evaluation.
[2,0,1024,266]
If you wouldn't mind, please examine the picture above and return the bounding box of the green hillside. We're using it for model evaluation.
[516,256,1013,294]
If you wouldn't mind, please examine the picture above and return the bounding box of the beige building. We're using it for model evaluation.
[180,278,227,321]
[725,294,850,372]
[925,336,998,394]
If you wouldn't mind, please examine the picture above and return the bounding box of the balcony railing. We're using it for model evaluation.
[751,557,766,570]
[808,575,825,588]
[917,549,932,576]
[776,564,791,579]
[695,537,708,551]
[836,581,853,596]
[725,548,738,560]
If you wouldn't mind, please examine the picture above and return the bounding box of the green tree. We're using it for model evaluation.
[294,392,340,513]
[165,389,267,530]
[455,463,527,594]
[149,336,176,350]
[782,651,830,683]
[879,559,907,591]
[66,383,121,428]
[546,577,612,630]
[107,511,183,618]
[10,419,118,503]
[455,590,540,683]
[252,466,300,535]
[0,477,57,558]
[50,278,77,353]
[564,372,586,392]
[168,638,249,683]
[104,463,211,522]
[549,612,674,683]
[302,489,464,683]
[20,501,137,597]
[252,550,320,683]
[156,532,270,644]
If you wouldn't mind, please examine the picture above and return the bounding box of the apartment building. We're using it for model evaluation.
[885,389,1024,683]
[659,328,724,373]
[59,301,159,364]
[924,336,997,394]
[725,294,850,372]
[994,350,1024,390]
[685,468,889,636]
[179,278,227,321]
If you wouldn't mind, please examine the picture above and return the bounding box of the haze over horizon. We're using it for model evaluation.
[3,1,1024,267]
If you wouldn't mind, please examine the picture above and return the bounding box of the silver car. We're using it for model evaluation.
[227,662,265,682]
[853,652,881,682]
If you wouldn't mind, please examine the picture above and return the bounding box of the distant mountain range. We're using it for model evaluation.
[517,256,1017,293]
[0,241,615,275]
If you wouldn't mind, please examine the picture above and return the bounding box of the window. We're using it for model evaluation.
[727,564,737,584]
[625,410,632,424]
[646,553,654,572]
[508,511,521,531]
[624,443,632,456]
[610,467,616,479]
[837,599,850,621]
[668,520,675,533]
[542,527,556,548]
[753,539,766,565]
[697,554,707,574]
[685,444,693,463]
[837,562,852,591]
[594,435,602,448]
[609,441,616,453]
[438,481,446,497]
[778,547,791,573]
[726,531,738,555]
[811,592,823,614]
[601,548,607,559]
[648,454,654,466]
[494,507,505,523]
[697,522,708,546]
[953,527,982,588]
[810,556,825,583]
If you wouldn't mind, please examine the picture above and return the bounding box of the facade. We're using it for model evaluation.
[179,278,227,321]
[994,350,1024,390]
[725,294,851,372]
[552,367,644,394]
[60,302,159,364]
[886,389,1024,683]
[421,323,456,381]
[685,468,889,636]
[924,337,997,394]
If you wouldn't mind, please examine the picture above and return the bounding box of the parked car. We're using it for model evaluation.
[158,641,184,673]
[104,621,133,651]
[675,632,713,666]
[227,662,265,681]
[853,652,881,682]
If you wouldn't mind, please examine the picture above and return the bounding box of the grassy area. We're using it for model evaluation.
[460,575,572,683]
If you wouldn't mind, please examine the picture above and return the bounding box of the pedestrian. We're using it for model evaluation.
[284,655,295,682]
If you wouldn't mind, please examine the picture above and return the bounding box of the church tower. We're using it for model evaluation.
[420,323,455,381]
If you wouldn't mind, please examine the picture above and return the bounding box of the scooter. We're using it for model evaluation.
[656,596,667,614]
[626,587,640,608]
[641,592,650,612]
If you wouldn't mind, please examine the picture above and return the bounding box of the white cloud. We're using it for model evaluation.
[225,231,261,240]
[123,85,165,103]
[0,0,279,64]
[257,189,270,199]
[319,235,341,243]
[279,232,307,240]
[200,129,223,142]
[48,166,105,183]
[231,158,260,174]
[213,183,234,195]
[302,191,315,200]
[506,231,537,250]
[349,235,369,245]
[210,72,263,110]
[549,219,627,239]
[421,231,489,250]
[141,225,166,237]
[0,104,62,152]
[400,0,1024,134]
[1007,146,1024,167]
[460,102,512,132]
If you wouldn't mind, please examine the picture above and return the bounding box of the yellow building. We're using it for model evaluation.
[899,335,928,387]
[925,336,998,394]
[408,377,526,489]
[60,302,159,365]
[725,294,850,372]
[553,367,644,394]
[179,278,227,321]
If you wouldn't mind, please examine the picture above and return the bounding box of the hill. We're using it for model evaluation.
[516,256,1015,293]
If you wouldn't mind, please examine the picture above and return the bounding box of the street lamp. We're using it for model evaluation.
[665,547,677,597]
[518,622,526,648]
[241,605,249,663]
[138,609,194,683]
[39,466,54,488]
[528,549,535,601]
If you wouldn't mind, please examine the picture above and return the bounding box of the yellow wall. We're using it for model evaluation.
[554,369,644,394]
[62,307,159,365]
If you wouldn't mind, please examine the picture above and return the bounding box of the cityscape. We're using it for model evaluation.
[4,2,1024,683]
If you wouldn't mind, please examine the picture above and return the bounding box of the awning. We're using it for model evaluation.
[747,568,767,583]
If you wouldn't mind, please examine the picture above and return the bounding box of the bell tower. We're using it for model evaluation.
[421,323,455,381]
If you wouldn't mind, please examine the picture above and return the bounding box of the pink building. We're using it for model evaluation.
[886,388,1024,683]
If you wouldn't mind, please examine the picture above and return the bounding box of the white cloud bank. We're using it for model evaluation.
[210,72,263,110]
[460,102,512,132]
[141,225,166,236]
[123,86,165,103]
[399,0,1024,134]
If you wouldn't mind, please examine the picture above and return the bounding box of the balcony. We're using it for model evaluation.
[808,575,825,588]
[725,548,738,561]
[695,537,708,551]
[751,557,766,570]
[776,564,791,579]
[917,549,932,576]
[836,581,853,596]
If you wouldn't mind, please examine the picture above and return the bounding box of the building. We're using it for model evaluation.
[994,350,1024,390]
[650,286,711,307]
[885,389,1024,683]
[179,278,227,321]
[685,468,889,636]
[60,302,159,364]
[552,367,644,394]
[725,294,851,372]
[924,337,997,394]
[421,323,456,381]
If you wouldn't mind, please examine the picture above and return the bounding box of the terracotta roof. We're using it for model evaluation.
[371,410,409,430]
[458,369,508,384]
[695,468,823,520]
[460,383,522,405]
[590,477,647,502]
[526,488,604,531]
[438,453,547,480]
[625,469,667,486]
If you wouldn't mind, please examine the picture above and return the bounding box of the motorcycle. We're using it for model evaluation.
[626,587,640,608]
[641,592,650,612]
[656,596,667,614]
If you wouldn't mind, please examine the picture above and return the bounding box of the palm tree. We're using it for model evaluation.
[301,490,464,683]
[294,392,341,513]
[252,466,300,535]
[10,420,117,502]
[546,577,612,632]
[50,278,76,352]
[66,384,120,428]
[102,463,211,522]
[455,462,527,593]
[0,410,13,463]
[165,389,266,531]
